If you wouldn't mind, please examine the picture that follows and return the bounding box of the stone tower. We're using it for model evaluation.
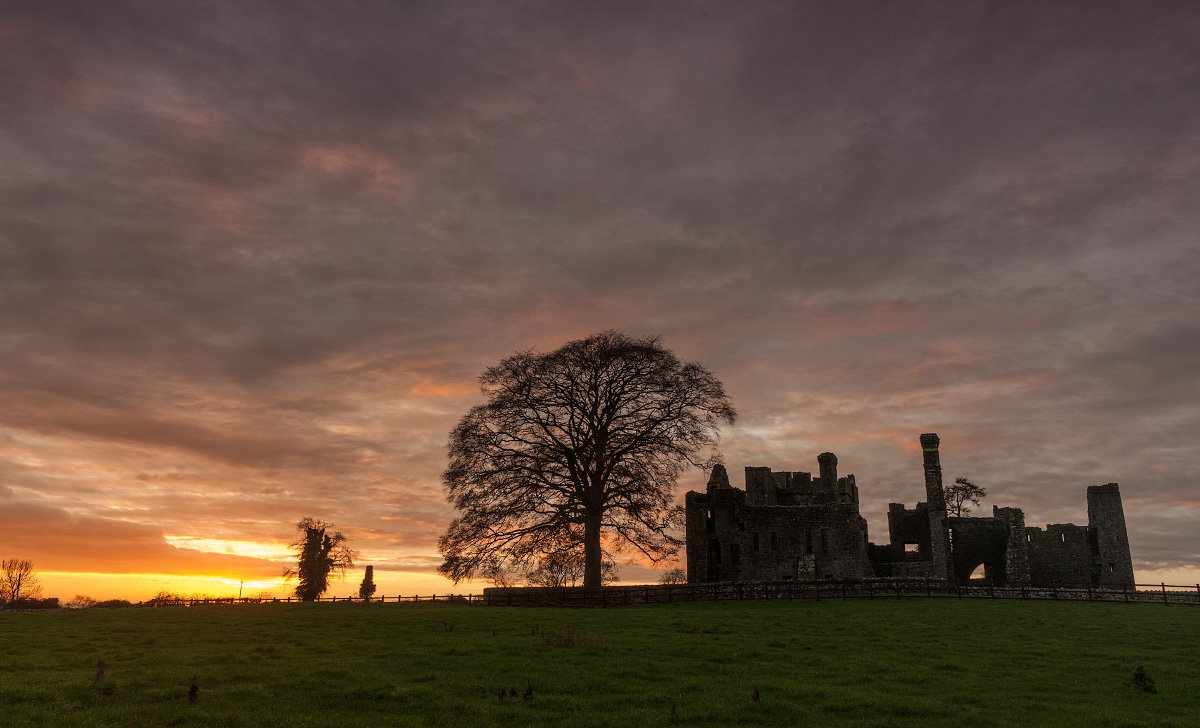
[1086,483,1135,587]
[920,433,955,582]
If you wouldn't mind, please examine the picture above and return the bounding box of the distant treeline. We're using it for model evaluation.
[1,596,62,610]
[2,590,264,610]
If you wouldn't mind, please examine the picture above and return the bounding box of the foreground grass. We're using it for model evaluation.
[1,598,1195,727]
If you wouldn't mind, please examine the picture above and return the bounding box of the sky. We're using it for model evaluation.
[2,1,1198,601]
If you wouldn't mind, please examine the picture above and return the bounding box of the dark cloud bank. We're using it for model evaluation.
[2,1,1198,587]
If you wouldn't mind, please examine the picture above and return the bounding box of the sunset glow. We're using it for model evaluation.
[162,538,293,562]
[3,2,1200,600]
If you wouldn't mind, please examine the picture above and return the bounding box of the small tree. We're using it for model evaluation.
[482,560,521,588]
[525,551,619,587]
[358,565,377,601]
[945,477,988,517]
[1,559,42,605]
[657,568,687,585]
[283,518,357,601]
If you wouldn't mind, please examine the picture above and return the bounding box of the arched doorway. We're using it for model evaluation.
[949,519,1009,585]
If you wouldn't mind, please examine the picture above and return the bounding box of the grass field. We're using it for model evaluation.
[1,598,1195,727]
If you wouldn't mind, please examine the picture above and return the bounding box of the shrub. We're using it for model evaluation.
[1124,664,1157,693]
[93,599,133,609]
[6,596,59,610]
[142,590,183,607]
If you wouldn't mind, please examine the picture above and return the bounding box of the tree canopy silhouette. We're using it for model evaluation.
[438,331,736,588]
[283,518,356,601]
[946,477,988,517]
[1,559,41,605]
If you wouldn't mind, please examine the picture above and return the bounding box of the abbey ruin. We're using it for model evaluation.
[685,433,1135,587]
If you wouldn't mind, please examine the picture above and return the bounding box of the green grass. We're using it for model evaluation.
[1,599,1196,727]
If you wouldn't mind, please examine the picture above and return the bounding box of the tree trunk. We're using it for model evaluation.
[583,512,603,588]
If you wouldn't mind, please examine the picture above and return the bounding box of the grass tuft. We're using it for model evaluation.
[535,623,603,648]
[1124,664,1158,693]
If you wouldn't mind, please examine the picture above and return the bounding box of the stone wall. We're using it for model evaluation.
[1027,524,1094,585]
[686,456,873,583]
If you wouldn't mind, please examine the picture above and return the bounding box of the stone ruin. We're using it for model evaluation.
[685,433,1135,587]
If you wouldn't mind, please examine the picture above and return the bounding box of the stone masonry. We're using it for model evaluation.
[685,433,1136,587]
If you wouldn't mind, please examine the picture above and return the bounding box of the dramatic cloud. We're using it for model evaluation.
[2,1,1198,593]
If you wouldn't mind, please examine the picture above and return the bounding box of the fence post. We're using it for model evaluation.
[1162,583,1168,606]
[1196,584,1199,606]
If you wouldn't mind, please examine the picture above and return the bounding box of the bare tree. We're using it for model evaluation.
[524,551,619,587]
[1,559,42,604]
[657,568,687,585]
[945,477,988,517]
[282,518,357,601]
[439,331,735,588]
[481,560,521,588]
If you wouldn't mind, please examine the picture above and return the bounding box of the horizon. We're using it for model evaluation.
[4,1,1199,601]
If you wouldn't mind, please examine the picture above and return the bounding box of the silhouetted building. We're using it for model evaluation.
[685,433,1135,587]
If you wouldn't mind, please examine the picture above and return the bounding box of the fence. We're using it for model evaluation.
[142,593,484,607]
[127,579,1200,609]
[479,579,1200,607]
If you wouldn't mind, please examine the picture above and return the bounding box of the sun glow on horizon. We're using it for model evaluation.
[37,569,491,602]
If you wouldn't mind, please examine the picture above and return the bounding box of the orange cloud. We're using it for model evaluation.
[0,501,282,579]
